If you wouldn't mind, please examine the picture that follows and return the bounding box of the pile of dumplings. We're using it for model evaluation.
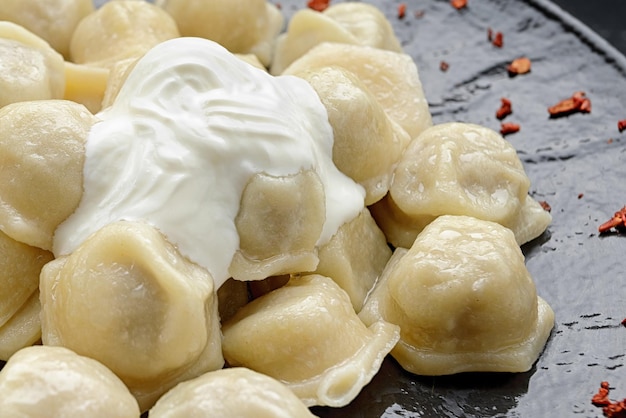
[0,0,555,416]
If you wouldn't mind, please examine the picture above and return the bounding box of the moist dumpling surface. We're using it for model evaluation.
[360,215,554,375]
[149,367,317,418]
[0,345,140,418]
[222,274,399,407]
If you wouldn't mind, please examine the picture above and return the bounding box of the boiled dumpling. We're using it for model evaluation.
[40,220,224,411]
[0,100,94,250]
[0,291,41,361]
[229,170,325,282]
[314,208,391,312]
[359,215,555,375]
[70,1,180,69]
[222,274,400,407]
[149,367,317,418]
[156,0,283,66]
[295,66,410,205]
[0,0,93,59]
[283,42,432,141]
[372,122,552,248]
[0,22,65,108]
[63,62,109,113]
[271,2,402,75]
[0,345,140,417]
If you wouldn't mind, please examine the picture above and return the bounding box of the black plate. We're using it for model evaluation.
[5,1,626,417]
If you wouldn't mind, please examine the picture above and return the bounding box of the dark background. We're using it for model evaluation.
[552,0,626,55]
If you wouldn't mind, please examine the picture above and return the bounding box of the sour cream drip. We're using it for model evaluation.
[53,38,365,287]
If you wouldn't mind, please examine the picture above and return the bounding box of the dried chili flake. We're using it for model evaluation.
[507,57,532,75]
[414,9,425,18]
[440,61,450,72]
[307,0,330,12]
[621,318,626,327]
[500,122,520,136]
[274,2,281,9]
[618,120,626,133]
[548,91,591,118]
[578,193,584,199]
[539,200,551,212]
[397,3,407,19]
[451,0,467,10]
[496,98,513,120]
[492,31,503,48]
[592,382,626,418]
[598,205,626,234]
[592,381,612,407]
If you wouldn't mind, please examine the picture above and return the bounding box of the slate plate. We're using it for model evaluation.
[5,1,626,417]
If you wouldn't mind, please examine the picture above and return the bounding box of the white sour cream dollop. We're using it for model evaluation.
[53,37,365,287]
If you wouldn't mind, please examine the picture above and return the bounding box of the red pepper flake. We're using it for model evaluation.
[507,57,532,75]
[414,10,425,18]
[578,193,584,199]
[397,3,407,19]
[274,2,281,9]
[451,0,467,10]
[608,138,614,144]
[307,0,330,12]
[539,201,551,212]
[500,122,520,136]
[492,31,504,48]
[548,91,591,118]
[440,61,449,72]
[621,318,626,327]
[591,382,626,418]
[598,205,626,234]
[496,97,513,120]
[618,120,626,133]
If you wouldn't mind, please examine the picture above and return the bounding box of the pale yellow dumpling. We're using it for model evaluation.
[157,0,283,66]
[40,220,224,412]
[70,1,180,69]
[222,274,400,407]
[0,291,42,361]
[284,42,432,141]
[149,368,317,418]
[0,100,94,251]
[360,215,555,376]
[229,170,326,282]
[0,346,140,418]
[0,0,94,58]
[63,62,109,114]
[296,66,410,205]
[271,2,402,75]
[0,22,65,108]
[374,122,552,247]
[314,208,391,312]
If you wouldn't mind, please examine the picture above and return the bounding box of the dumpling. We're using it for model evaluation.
[70,1,180,69]
[156,0,283,67]
[222,274,400,407]
[295,66,410,205]
[372,122,552,248]
[314,208,391,312]
[40,220,224,411]
[149,367,317,418]
[229,170,325,282]
[283,42,432,141]
[359,215,555,375]
[271,2,402,75]
[0,0,94,59]
[63,62,109,114]
[0,346,140,418]
[0,100,94,250]
[0,22,65,108]
[0,291,41,361]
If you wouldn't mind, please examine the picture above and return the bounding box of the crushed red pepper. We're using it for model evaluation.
[397,3,407,19]
[440,61,450,72]
[539,201,551,212]
[507,57,532,75]
[414,10,425,18]
[496,98,513,120]
[591,382,626,418]
[307,0,330,12]
[621,318,626,327]
[598,205,626,234]
[492,31,503,48]
[618,120,626,133]
[548,91,591,117]
[451,0,467,10]
[500,122,520,136]
[578,193,584,199]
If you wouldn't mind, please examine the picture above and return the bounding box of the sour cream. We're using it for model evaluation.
[53,37,365,287]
